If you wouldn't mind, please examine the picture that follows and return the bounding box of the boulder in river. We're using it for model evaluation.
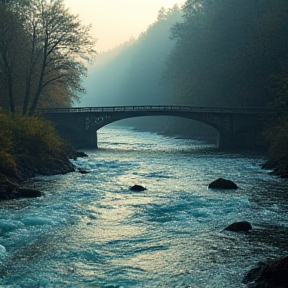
[223,221,252,232]
[243,256,288,287]
[17,188,43,198]
[130,185,146,192]
[208,178,238,189]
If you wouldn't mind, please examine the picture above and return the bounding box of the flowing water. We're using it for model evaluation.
[0,126,288,288]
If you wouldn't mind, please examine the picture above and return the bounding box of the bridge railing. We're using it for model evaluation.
[38,105,273,114]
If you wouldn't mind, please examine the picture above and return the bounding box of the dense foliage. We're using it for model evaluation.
[0,0,96,115]
[163,0,288,154]
[0,113,66,181]
[165,0,288,108]
[265,58,288,159]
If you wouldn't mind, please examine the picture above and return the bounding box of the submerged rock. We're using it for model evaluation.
[130,185,146,192]
[243,256,288,287]
[223,221,252,232]
[208,178,238,189]
[78,169,90,174]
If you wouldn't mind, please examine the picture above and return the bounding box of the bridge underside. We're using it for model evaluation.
[42,109,264,150]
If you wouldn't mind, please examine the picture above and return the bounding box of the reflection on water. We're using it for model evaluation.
[0,126,287,287]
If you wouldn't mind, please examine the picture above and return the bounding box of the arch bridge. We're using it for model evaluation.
[39,105,267,149]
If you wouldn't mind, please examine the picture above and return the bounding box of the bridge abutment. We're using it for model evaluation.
[79,128,98,149]
[217,129,264,150]
[41,112,99,149]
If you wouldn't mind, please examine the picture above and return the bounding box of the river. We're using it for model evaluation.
[0,126,288,287]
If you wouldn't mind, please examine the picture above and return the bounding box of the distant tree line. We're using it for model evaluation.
[0,0,96,115]
[83,5,181,108]
[118,5,182,107]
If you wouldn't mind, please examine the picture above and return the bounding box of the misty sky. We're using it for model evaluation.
[64,0,181,52]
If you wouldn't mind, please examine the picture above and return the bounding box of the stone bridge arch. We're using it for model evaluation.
[40,106,265,149]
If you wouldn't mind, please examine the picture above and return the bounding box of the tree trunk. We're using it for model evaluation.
[22,76,32,115]
[8,75,15,113]
[28,38,48,116]
[23,27,37,115]
[28,59,46,116]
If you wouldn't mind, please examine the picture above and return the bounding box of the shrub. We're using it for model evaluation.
[8,114,64,156]
[0,114,13,152]
[267,118,288,160]
[0,150,17,178]
[0,113,66,179]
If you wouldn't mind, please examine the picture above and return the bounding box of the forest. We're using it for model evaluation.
[165,0,288,159]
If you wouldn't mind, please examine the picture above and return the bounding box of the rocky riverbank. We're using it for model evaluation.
[243,256,288,287]
[242,157,288,287]
[262,157,288,178]
[0,143,86,200]
[0,113,88,200]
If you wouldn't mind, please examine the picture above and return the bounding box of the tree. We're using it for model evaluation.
[21,0,96,115]
[0,3,28,112]
[0,0,96,114]
[265,57,288,159]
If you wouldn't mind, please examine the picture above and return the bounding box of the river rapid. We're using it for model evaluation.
[0,126,288,288]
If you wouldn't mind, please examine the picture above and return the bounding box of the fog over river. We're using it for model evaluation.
[0,126,287,287]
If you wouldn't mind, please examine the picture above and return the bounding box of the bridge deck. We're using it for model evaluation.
[39,105,269,114]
